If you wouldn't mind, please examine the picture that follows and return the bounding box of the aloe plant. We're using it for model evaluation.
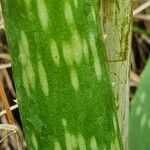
[0,0,128,149]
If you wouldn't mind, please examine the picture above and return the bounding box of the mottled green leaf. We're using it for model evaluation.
[2,0,122,149]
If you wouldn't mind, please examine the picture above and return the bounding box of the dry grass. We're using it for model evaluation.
[131,0,150,99]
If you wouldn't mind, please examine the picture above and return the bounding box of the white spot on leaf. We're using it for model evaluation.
[62,119,73,150]
[38,60,49,96]
[54,140,62,150]
[50,39,60,65]
[62,118,67,128]
[65,131,73,150]
[19,31,29,65]
[90,34,101,80]
[62,119,87,149]
[82,39,89,62]
[78,134,86,150]
[71,134,78,148]
[90,137,98,150]
[62,42,79,91]
[31,133,38,150]
[37,0,49,30]
[62,119,83,149]
[70,68,79,91]
[65,1,74,25]
[140,113,147,128]
[135,106,142,116]
[140,92,146,103]
[73,0,78,8]
[72,30,83,64]
[91,6,96,22]
[19,31,35,93]
[62,42,73,67]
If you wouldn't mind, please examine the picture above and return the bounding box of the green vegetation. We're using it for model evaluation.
[130,58,150,150]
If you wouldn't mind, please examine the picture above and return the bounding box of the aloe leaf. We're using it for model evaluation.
[129,58,150,150]
[1,0,122,149]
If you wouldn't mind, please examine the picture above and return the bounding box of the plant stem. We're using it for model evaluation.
[101,0,133,149]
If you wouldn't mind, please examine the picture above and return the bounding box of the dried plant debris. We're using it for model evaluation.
[131,0,150,100]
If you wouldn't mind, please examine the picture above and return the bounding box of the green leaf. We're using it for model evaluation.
[2,0,122,149]
[129,58,150,150]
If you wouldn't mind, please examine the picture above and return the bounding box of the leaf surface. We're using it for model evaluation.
[130,59,150,150]
[2,0,122,149]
